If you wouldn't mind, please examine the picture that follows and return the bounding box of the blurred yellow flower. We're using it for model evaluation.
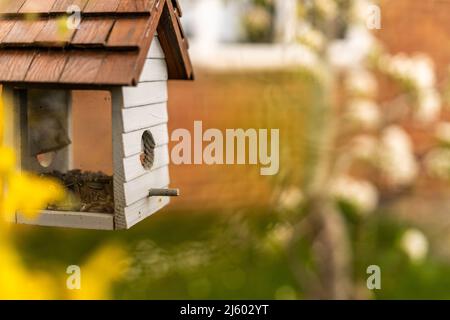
[0,245,57,300]
[69,245,130,300]
[3,172,64,219]
[0,147,15,175]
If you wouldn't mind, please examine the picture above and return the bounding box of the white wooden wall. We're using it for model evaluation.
[113,35,171,230]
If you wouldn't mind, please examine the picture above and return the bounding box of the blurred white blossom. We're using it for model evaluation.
[329,175,379,215]
[297,23,325,52]
[266,223,294,249]
[400,229,429,263]
[346,68,378,98]
[411,55,436,90]
[424,148,450,179]
[346,99,381,130]
[415,89,441,124]
[381,53,436,92]
[278,187,304,211]
[377,126,418,186]
[327,26,377,69]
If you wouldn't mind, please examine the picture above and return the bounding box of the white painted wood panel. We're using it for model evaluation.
[140,59,168,82]
[148,36,165,59]
[122,102,168,133]
[123,144,169,182]
[123,165,170,206]
[122,81,168,108]
[122,123,169,157]
[111,87,128,229]
[124,194,170,228]
[17,211,114,230]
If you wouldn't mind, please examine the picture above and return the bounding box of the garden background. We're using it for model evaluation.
[2,0,450,299]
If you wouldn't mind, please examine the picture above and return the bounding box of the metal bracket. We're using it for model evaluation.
[149,188,180,197]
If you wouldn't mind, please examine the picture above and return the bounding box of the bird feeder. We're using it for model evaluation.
[0,0,193,230]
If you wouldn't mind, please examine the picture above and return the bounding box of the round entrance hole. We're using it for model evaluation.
[140,130,156,170]
[36,151,56,168]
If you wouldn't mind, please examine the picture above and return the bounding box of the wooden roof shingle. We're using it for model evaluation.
[0,0,193,88]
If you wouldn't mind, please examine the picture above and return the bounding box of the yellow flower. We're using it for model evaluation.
[3,172,64,219]
[68,244,130,300]
[0,147,15,175]
[0,244,58,300]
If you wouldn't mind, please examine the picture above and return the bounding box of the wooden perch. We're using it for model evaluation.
[149,188,180,197]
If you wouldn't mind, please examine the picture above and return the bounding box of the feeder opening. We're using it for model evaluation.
[141,130,156,171]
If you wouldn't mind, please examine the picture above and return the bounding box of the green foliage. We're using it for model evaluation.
[11,207,450,300]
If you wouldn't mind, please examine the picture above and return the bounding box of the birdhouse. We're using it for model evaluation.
[0,0,193,230]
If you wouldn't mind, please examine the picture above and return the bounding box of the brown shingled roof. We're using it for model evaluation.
[0,0,193,88]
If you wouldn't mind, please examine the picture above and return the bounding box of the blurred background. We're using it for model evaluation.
[5,0,450,299]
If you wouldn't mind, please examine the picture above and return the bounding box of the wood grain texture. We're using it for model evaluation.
[51,0,89,13]
[3,19,46,44]
[25,51,67,82]
[0,50,35,81]
[175,12,188,49]
[84,0,120,13]
[17,211,114,230]
[116,0,155,12]
[34,18,76,46]
[95,52,139,85]
[107,17,148,47]
[157,0,193,80]
[71,18,114,45]
[0,0,26,14]
[19,0,57,13]
[0,20,15,43]
[59,51,104,83]
[172,0,182,17]
[0,0,193,86]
